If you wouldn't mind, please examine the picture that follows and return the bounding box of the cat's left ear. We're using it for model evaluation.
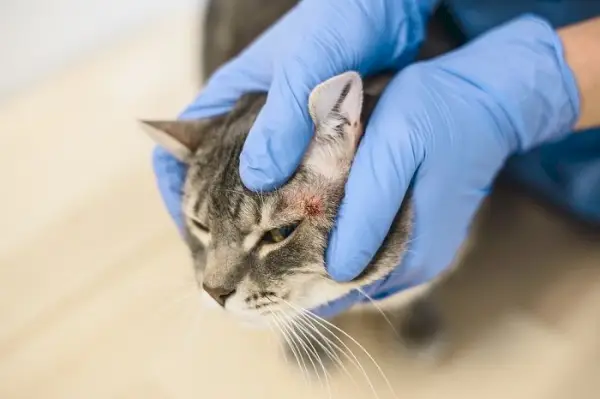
[140,118,220,164]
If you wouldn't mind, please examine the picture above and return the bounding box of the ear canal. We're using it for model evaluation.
[140,119,210,163]
[308,71,363,128]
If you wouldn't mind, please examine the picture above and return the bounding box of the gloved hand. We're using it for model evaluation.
[311,15,580,318]
[153,5,580,318]
[153,0,438,229]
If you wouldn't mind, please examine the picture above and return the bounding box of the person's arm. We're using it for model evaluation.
[559,16,600,131]
[322,14,582,285]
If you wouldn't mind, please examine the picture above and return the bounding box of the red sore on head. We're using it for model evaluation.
[302,195,323,217]
[284,189,324,218]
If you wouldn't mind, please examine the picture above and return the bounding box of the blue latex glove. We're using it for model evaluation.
[446,0,600,225]
[311,15,580,318]
[153,7,580,317]
[152,0,439,230]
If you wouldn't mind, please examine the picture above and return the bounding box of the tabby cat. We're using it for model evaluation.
[143,0,469,370]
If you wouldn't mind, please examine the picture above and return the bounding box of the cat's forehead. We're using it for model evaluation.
[209,186,266,230]
[184,131,334,236]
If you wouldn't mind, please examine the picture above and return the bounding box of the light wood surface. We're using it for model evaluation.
[1,11,599,399]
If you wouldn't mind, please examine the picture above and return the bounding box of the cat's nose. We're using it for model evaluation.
[202,283,236,307]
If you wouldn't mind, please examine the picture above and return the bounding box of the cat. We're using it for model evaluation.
[143,0,470,371]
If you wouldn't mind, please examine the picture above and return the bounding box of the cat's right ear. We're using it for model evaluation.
[140,119,215,164]
[308,71,363,128]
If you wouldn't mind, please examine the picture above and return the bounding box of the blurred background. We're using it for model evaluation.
[1,1,599,398]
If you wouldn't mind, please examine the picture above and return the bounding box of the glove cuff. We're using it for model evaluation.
[437,14,581,153]
[501,15,580,152]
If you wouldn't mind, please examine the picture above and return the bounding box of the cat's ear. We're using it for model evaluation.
[140,119,214,163]
[301,72,365,179]
[308,71,363,128]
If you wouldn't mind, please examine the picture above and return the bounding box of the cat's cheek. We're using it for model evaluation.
[294,278,352,311]
[224,302,272,329]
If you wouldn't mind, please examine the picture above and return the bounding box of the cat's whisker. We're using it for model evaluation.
[277,313,320,392]
[399,234,427,257]
[271,312,300,359]
[265,313,289,366]
[306,309,398,399]
[295,316,342,369]
[291,307,379,399]
[308,273,399,336]
[279,303,378,399]
[294,314,362,393]
[288,316,333,399]
[152,61,417,399]
[356,287,401,339]
[271,311,307,383]
[403,235,420,247]
[283,299,396,399]
[285,318,319,376]
[286,317,331,397]
[266,296,325,385]
[271,311,310,387]
[267,312,289,358]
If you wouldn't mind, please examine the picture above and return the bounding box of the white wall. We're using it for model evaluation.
[0,0,201,102]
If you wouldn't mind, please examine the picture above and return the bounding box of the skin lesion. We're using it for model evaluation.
[282,189,325,219]
[301,196,323,217]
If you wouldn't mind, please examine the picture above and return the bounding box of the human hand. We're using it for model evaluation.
[152,0,438,230]
[311,15,580,317]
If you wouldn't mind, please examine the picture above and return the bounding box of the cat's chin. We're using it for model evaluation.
[295,275,376,307]
[294,278,355,311]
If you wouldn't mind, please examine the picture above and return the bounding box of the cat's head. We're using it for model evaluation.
[142,72,411,324]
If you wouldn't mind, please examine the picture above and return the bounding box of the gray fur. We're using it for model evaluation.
[150,77,423,370]
[145,1,469,370]
[189,89,409,294]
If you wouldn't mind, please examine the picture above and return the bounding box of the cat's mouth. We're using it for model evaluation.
[247,291,290,311]
[224,297,297,328]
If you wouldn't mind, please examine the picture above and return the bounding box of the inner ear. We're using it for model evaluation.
[140,118,222,163]
[308,71,363,127]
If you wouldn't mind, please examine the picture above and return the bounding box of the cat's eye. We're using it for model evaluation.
[191,218,209,232]
[262,222,300,244]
